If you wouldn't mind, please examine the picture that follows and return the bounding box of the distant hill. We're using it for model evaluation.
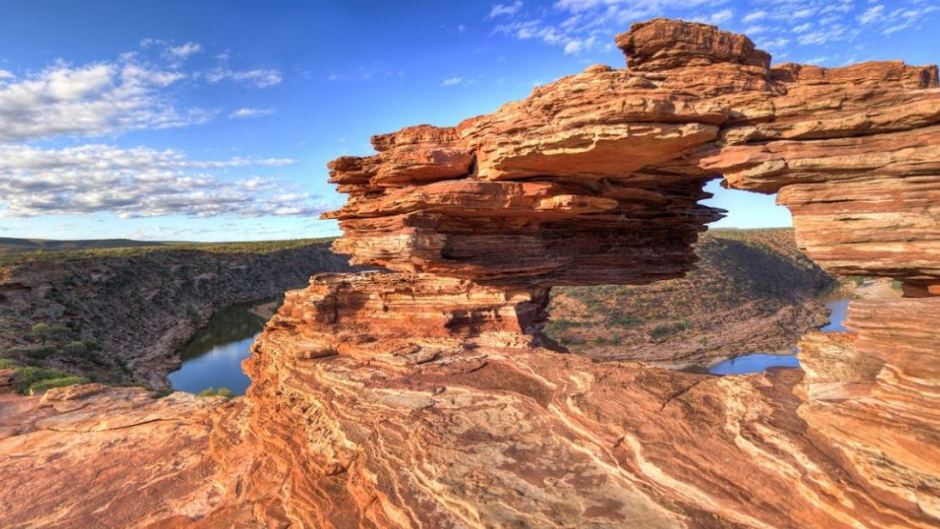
[0,237,168,254]
[546,228,837,369]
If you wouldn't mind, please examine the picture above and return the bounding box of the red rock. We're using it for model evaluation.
[2,18,939,529]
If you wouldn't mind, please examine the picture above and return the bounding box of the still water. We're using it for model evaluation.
[170,296,853,389]
[706,296,849,376]
[167,303,268,395]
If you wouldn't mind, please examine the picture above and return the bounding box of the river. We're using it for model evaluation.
[169,294,854,393]
[706,295,850,375]
[167,302,268,395]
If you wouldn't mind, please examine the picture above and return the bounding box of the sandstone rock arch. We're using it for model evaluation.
[242,19,940,528]
[3,18,939,529]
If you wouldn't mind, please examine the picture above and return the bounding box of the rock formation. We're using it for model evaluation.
[1,18,938,529]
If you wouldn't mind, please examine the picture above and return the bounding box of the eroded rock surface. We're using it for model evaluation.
[1,18,938,529]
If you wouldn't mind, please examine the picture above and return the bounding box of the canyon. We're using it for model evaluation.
[1,19,938,529]
[0,240,350,388]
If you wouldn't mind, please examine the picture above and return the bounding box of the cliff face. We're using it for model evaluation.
[1,18,939,529]
[242,18,940,528]
[0,242,350,387]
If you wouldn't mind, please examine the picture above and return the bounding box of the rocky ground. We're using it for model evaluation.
[0,18,938,529]
[0,239,350,388]
[548,228,836,367]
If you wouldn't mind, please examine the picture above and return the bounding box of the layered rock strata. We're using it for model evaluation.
[237,18,940,529]
[1,18,938,529]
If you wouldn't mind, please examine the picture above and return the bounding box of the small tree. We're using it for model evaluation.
[63,341,87,357]
[30,323,50,345]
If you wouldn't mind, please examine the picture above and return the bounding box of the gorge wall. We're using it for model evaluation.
[0,241,350,387]
[1,18,938,529]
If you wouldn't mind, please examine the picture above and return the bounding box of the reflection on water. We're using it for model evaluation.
[706,296,849,376]
[168,303,267,395]
[708,353,801,375]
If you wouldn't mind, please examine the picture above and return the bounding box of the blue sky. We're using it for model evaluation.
[0,0,936,241]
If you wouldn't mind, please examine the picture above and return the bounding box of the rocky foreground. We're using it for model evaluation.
[1,19,939,529]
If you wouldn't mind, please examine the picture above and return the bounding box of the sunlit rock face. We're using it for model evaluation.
[2,18,938,529]
[237,18,940,529]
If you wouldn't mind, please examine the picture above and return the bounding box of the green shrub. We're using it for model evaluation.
[545,319,577,333]
[62,341,87,356]
[151,389,173,399]
[29,322,50,344]
[13,367,66,394]
[198,386,234,398]
[28,376,88,395]
[649,319,691,341]
[891,280,903,290]
[608,314,640,327]
[24,345,57,360]
[0,358,20,370]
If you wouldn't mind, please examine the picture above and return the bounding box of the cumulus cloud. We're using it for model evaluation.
[229,107,276,119]
[0,69,14,80]
[441,76,464,86]
[489,1,523,18]
[0,144,323,218]
[165,41,203,60]
[0,59,211,142]
[205,67,282,88]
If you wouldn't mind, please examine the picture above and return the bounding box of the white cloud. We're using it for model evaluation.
[709,9,733,24]
[165,41,203,60]
[563,35,597,54]
[0,144,320,218]
[229,107,276,119]
[792,8,816,19]
[442,76,464,86]
[742,10,767,23]
[488,1,523,18]
[858,5,885,24]
[139,37,164,48]
[797,24,850,45]
[0,69,14,80]
[757,37,790,50]
[205,67,282,88]
[881,5,938,35]
[488,0,937,61]
[0,59,210,142]
[793,22,813,33]
[805,56,830,65]
[492,0,729,56]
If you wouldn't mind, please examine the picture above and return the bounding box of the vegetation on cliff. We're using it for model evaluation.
[0,238,349,388]
[546,228,835,367]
